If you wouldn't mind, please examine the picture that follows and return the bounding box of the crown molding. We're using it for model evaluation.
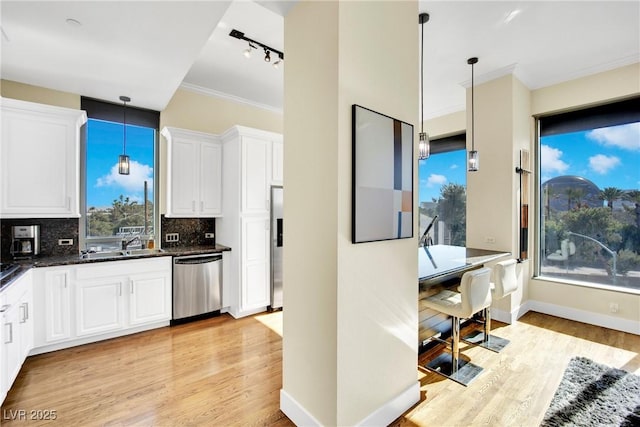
[179,82,283,115]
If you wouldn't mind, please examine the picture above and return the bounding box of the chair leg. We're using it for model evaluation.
[424,316,484,386]
[462,306,510,353]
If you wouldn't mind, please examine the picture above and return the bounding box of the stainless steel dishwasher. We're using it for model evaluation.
[172,253,222,322]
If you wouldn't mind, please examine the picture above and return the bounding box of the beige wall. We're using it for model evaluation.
[283,1,419,425]
[1,80,80,109]
[425,64,640,328]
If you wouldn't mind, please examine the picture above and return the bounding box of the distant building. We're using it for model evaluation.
[541,175,601,214]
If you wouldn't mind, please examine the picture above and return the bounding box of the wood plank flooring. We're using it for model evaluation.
[2,310,639,426]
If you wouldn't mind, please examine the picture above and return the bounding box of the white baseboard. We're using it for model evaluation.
[280,382,420,427]
[355,381,420,426]
[280,389,322,426]
[527,300,640,335]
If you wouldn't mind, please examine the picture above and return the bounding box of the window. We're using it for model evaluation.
[537,97,640,291]
[418,133,467,246]
[80,97,160,252]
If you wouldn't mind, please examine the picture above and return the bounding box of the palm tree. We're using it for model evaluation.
[599,187,624,211]
[565,188,585,210]
[624,190,640,227]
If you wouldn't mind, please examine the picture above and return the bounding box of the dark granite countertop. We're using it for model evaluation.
[0,244,231,292]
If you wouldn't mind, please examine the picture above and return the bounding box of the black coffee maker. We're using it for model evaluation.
[11,225,40,259]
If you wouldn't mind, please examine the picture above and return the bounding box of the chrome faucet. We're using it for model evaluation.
[121,235,141,250]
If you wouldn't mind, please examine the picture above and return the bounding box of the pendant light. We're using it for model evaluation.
[118,95,130,175]
[467,57,479,172]
[418,12,430,160]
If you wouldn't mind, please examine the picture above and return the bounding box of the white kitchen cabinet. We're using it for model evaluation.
[75,277,125,337]
[162,126,222,217]
[42,268,72,344]
[1,270,33,405]
[271,139,284,185]
[129,272,171,326]
[241,217,270,310]
[218,126,282,318]
[31,257,171,355]
[0,97,86,218]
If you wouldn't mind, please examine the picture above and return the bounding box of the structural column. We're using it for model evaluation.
[282,1,419,425]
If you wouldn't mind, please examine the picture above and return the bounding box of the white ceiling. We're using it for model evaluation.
[1,1,639,119]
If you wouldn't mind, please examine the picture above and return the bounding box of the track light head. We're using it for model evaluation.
[264,49,271,62]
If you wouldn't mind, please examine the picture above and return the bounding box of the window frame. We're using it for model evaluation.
[79,97,160,251]
[534,96,640,293]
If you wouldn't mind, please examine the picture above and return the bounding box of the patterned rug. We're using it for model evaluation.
[541,356,640,426]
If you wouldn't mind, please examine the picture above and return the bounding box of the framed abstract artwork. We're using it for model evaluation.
[352,104,414,243]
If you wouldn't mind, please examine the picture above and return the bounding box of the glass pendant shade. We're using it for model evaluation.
[118,154,130,175]
[467,150,479,172]
[418,131,430,160]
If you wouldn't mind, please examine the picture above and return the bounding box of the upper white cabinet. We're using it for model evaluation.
[0,97,86,218]
[161,127,222,217]
[271,139,283,186]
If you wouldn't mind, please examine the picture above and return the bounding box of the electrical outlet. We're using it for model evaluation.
[609,302,619,313]
[58,238,73,246]
[205,233,215,239]
[485,236,496,244]
[165,233,179,243]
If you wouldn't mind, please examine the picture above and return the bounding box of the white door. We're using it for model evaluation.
[44,270,72,342]
[2,301,22,389]
[75,278,124,337]
[169,138,199,216]
[129,274,171,326]
[200,142,223,216]
[18,289,33,361]
[242,137,269,214]
[241,217,270,310]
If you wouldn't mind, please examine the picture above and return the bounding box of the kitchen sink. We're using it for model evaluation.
[80,248,165,260]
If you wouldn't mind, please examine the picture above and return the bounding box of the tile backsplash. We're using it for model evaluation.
[0,218,79,260]
[160,215,216,248]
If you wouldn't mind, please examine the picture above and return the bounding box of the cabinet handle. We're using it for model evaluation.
[200,201,204,211]
[119,283,122,296]
[192,200,196,212]
[0,304,9,313]
[131,281,135,294]
[19,303,27,323]
[5,323,13,344]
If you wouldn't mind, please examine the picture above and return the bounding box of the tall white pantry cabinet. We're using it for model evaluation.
[217,126,283,318]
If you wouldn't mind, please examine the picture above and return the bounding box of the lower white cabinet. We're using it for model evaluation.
[1,270,33,405]
[241,216,270,311]
[32,257,172,354]
[75,277,125,337]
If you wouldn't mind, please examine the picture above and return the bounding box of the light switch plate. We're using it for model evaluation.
[165,233,179,242]
[58,239,73,246]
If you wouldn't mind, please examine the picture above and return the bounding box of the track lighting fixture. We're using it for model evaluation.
[229,29,284,68]
[418,12,430,160]
[467,57,479,172]
[118,95,130,175]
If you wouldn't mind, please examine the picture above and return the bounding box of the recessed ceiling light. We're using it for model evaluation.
[66,18,82,27]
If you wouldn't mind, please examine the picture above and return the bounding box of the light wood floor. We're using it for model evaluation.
[2,311,639,426]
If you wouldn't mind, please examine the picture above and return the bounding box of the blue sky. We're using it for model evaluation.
[86,119,155,209]
[418,122,640,204]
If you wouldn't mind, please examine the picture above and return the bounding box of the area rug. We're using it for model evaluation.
[541,356,640,426]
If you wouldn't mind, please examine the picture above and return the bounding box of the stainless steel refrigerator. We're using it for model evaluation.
[270,186,283,310]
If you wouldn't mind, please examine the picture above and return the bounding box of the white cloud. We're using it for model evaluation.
[95,160,154,192]
[450,164,458,170]
[540,144,569,173]
[587,122,640,151]
[427,174,447,187]
[588,154,620,175]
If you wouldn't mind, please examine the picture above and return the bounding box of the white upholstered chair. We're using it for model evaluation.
[464,258,518,352]
[421,267,492,386]
[547,239,576,271]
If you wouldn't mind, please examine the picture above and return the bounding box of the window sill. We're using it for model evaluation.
[533,274,640,296]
